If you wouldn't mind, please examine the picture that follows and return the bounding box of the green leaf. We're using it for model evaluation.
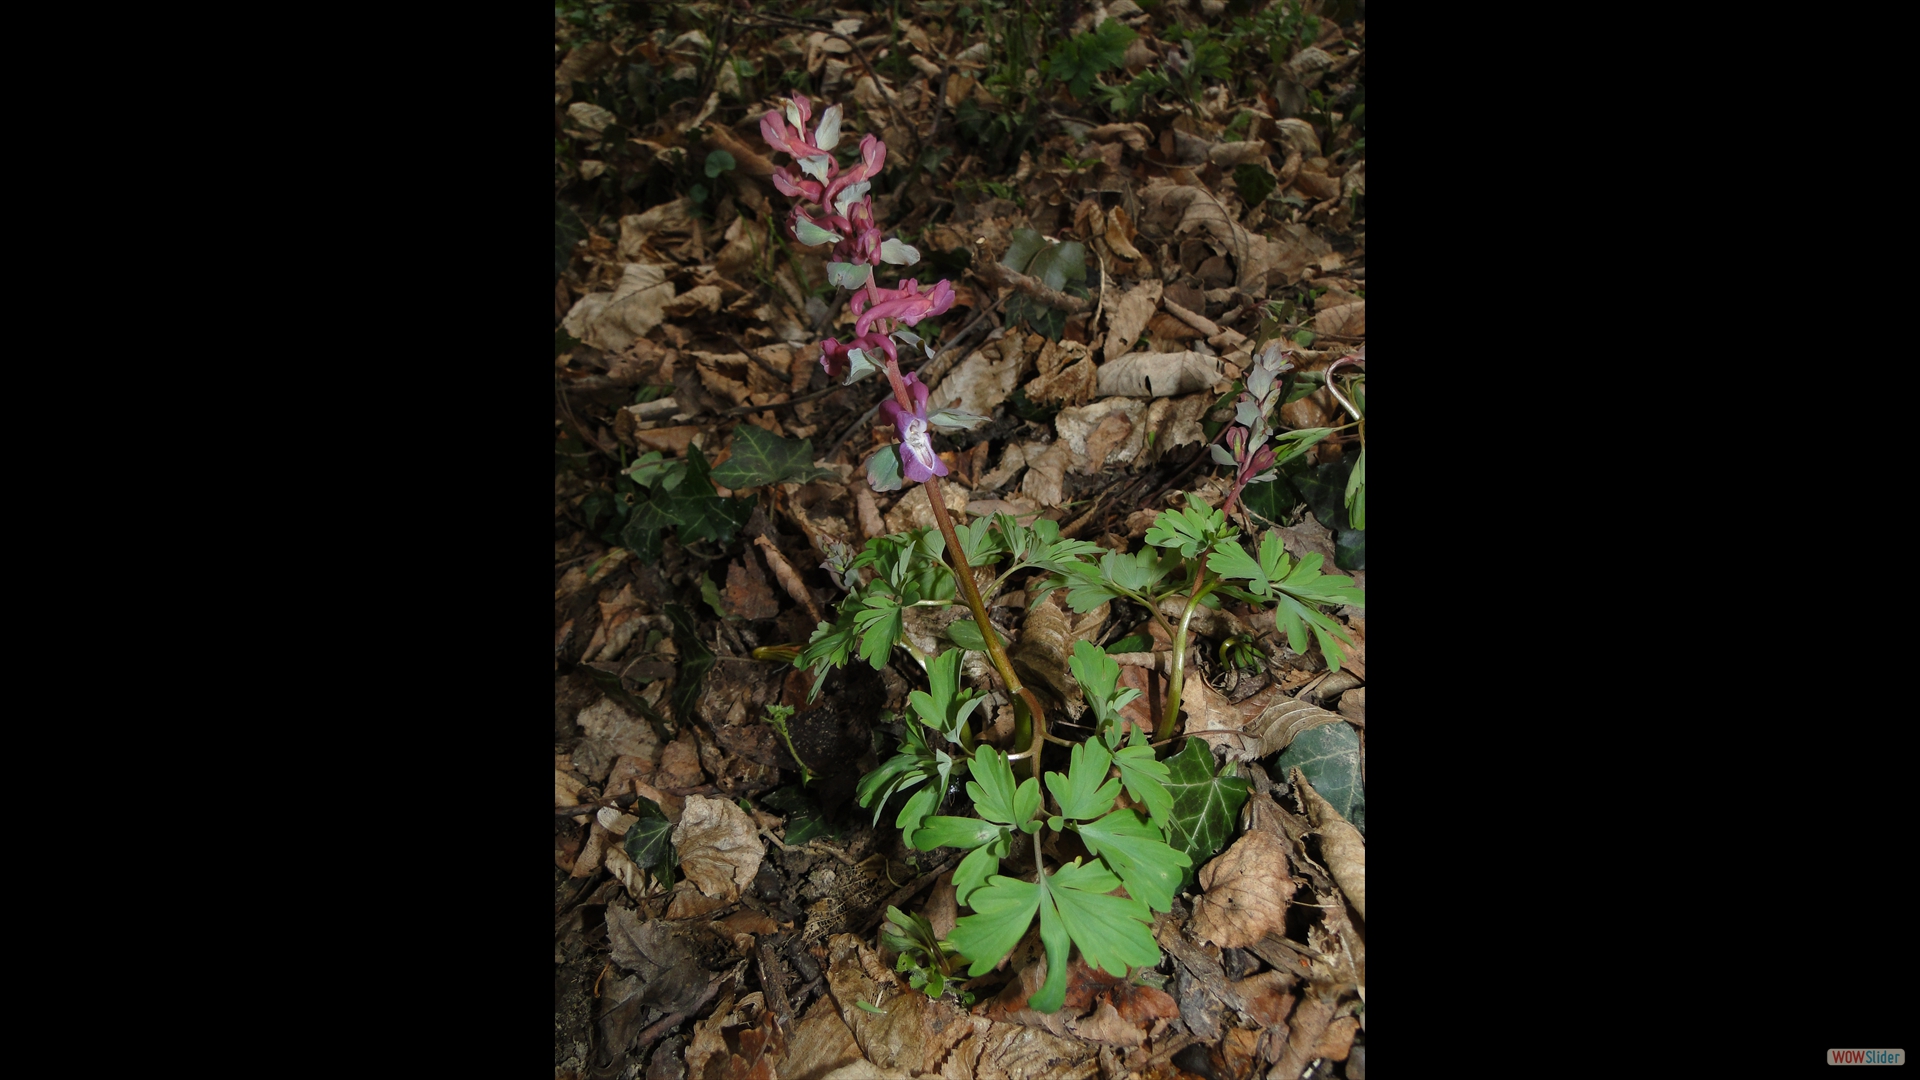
[664,604,714,734]
[763,784,843,844]
[711,423,835,489]
[704,149,737,178]
[865,444,905,492]
[966,745,1035,829]
[913,814,1003,851]
[1033,860,1160,1012]
[622,795,675,883]
[1046,740,1122,822]
[907,648,986,742]
[827,261,872,289]
[656,447,753,547]
[853,594,904,669]
[949,874,1042,978]
[1163,739,1250,890]
[792,215,842,246]
[1144,496,1231,560]
[1205,540,1267,595]
[1273,720,1364,836]
[1345,444,1365,530]
[945,616,1010,654]
[1233,162,1276,206]
[1074,808,1189,913]
[1111,731,1174,831]
[1043,17,1137,98]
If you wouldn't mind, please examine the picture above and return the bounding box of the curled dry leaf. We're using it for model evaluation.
[1102,280,1162,363]
[1190,829,1294,949]
[605,906,717,1013]
[1055,399,1147,473]
[671,794,764,901]
[1293,768,1365,922]
[562,262,677,354]
[1244,697,1344,758]
[1095,350,1228,398]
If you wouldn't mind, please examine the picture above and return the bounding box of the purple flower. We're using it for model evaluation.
[853,278,956,338]
[878,372,948,483]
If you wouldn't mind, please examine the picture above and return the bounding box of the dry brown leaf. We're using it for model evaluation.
[1102,280,1161,362]
[658,729,706,789]
[576,694,664,765]
[1227,969,1297,1028]
[1104,203,1145,261]
[1010,589,1109,720]
[1294,769,1365,922]
[781,997,867,1080]
[619,202,694,259]
[724,549,780,621]
[882,479,970,535]
[1066,999,1144,1047]
[605,908,715,1013]
[1179,677,1258,758]
[1019,440,1074,507]
[1141,393,1213,461]
[1095,350,1228,398]
[1055,398,1147,474]
[562,263,676,354]
[1190,830,1295,949]
[672,795,764,901]
[1024,338,1097,406]
[664,283,723,318]
[1313,300,1365,338]
[1244,696,1344,758]
[929,335,1032,419]
[1337,686,1365,725]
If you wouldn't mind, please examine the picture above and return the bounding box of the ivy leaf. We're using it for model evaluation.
[1074,807,1189,913]
[711,423,837,489]
[655,447,752,547]
[622,794,675,884]
[1272,720,1364,836]
[664,604,713,731]
[1045,739,1121,822]
[1163,738,1250,890]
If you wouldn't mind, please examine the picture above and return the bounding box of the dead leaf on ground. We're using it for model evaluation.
[606,907,718,1014]
[1294,769,1366,922]
[1103,280,1162,362]
[724,547,781,620]
[1095,351,1228,398]
[1190,830,1295,949]
[563,262,677,353]
[1054,398,1147,473]
[672,795,764,901]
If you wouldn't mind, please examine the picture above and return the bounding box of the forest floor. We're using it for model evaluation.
[556,3,1366,1078]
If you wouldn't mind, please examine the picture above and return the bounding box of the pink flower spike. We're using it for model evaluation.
[854,278,956,337]
[877,372,947,484]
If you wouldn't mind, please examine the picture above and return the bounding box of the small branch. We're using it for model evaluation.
[754,535,824,624]
[970,257,1089,314]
